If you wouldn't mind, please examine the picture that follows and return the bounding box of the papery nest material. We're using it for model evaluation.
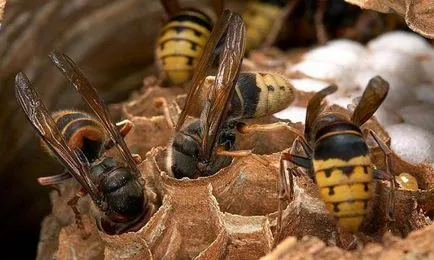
[37,147,283,259]
[345,0,434,39]
[36,62,434,259]
[119,86,187,158]
[264,222,434,260]
[36,99,303,260]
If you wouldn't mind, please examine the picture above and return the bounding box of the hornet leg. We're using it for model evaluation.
[104,119,134,150]
[274,136,312,247]
[132,153,143,164]
[315,0,328,44]
[274,156,298,248]
[215,147,253,157]
[236,122,303,137]
[37,171,71,196]
[154,97,175,128]
[262,0,301,48]
[38,171,71,186]
[369,129,396,224]
[117,119,133,138]
[67,188,89,238]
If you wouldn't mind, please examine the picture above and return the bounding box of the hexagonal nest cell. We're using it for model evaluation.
[35,78,434,259]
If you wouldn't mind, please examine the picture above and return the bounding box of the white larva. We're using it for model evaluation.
[386,123,434,165]
[368,31,432,58]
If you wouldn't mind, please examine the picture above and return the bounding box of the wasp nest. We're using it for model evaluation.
[344,0,434,39]
[37,32,434,260]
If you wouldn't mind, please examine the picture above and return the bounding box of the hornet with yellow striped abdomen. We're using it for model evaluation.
[242,0,289,52]
[155,0,224,86]
[198,72,295,120]
[279,76,395,234]
[167,10,296,179]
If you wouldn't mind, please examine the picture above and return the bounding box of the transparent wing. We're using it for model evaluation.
[351,76,389,126]
[304,85,338,138]
[48,52,140,177]
[200,11,245,161]
[176,10,235,131]
[15,72,104,206]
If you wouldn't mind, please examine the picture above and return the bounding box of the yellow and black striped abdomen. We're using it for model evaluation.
[156,10,212,85]
[243,1,282,52]
[42,110,106,162]
[313,133,373,232]
[231,72,295,119]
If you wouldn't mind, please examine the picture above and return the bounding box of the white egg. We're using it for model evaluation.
[273,106,306,123]
[302,43,364,70]
[327,39,367,54]
[399,104,434,133]
[386,124,434,164]
[368,31,431,57]
[414,84,434,104]
[421,51,434,84]
[366,50,425,85]
[289,78,330,93]
[326,94,354,108]
[353,70,379,90]
[353,70,417,110]
[288,60,354,91]
[325,94,402,126]
[373,107,403,127]
[289,60,344,81]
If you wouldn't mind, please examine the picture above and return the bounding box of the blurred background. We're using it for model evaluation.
[0,0,426,258]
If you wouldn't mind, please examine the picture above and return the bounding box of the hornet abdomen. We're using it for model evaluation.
[156,10,212,85]
[243,1,283,52]
[43,110,105,162]
[312,127,373,232]
[231,72,295,119]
